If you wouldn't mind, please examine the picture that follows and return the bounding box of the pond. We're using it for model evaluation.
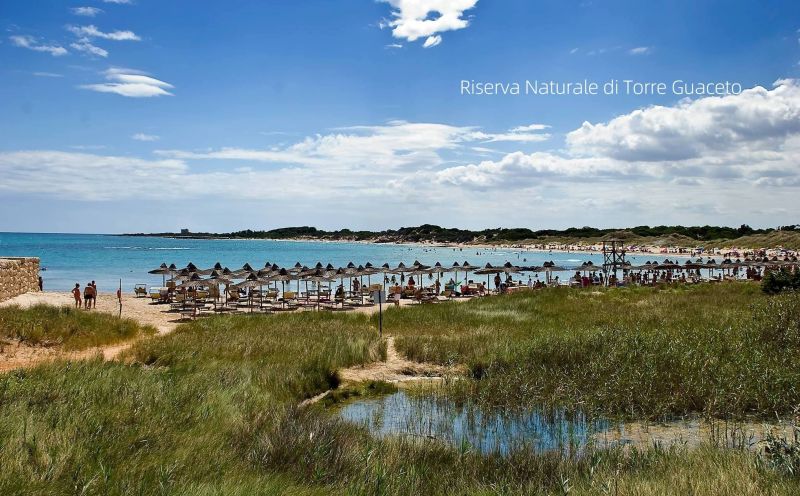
[336,390,608,455]
[336,390,787,455]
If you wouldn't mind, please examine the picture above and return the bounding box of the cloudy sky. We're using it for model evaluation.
[1,0,799,233]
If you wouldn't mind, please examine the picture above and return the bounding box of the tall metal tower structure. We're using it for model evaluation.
[602,238,626,285]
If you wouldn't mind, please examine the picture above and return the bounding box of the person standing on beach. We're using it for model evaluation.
[72,283,82,308]
[84,282,94,309]
[91,280,98,308]
[38,276,43,291]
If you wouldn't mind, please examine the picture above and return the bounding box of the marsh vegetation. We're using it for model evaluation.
[0,284,799,494]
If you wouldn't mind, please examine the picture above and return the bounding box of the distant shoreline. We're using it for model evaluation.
[115,233,797,258]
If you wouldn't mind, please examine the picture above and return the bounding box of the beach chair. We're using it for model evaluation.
[276,291,300,311]
[170,293,188,311]
[149,289,163,303]
[135,284,148,297]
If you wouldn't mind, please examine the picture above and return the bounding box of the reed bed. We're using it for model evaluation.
[0,286,798,494]
[386,284,800,419]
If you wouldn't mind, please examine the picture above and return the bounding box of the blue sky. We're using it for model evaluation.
[1,0,799,233]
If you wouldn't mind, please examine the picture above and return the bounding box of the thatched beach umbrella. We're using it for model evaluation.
[202,269,233,305]
[535,261,565,284]
[459,261,479,286]
[231,263,255,278]
[170,267,195,283]
[270,268,296,309]
[654,259,681,271]
[176,272,204,290]
[380,263,391,291]
[389,262,413,286]
[303,268,336,310]
[148,262,171,285]
[331,267,348,308]
[236,272,266,312]
[474,263,504,292]
[198,262,223,276]
[410,260,431,287]
[683,260,704,270]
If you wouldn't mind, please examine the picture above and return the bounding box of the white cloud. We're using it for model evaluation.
[33,72,64,78]
[102,0,133,4]
[158,121,481,170]
[628,46,651,55]
[422,35,442,48]
[401,80,800,199]
[385,43,404,49]
[469,123,551,143]
[0,151,187,201]
[3,81,799,228]
[132,133,160,142]
[380,0,478,47]
[71,7,103,17]
[510,123,550,132]
[70,145,107,150]
[71,39,109,57]
[80,68,174,98]
[10,35,68,56]
[566,79,800,162]
[67,25,140,41]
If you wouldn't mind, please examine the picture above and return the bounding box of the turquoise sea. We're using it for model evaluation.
[0,233,629,292]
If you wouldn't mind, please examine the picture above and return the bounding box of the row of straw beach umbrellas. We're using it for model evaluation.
[149,255,800,305]
[148,260,563,306]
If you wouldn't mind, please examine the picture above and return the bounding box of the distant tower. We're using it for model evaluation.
[602,238,626,285]
[180,228,190,235]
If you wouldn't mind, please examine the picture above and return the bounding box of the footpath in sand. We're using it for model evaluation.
[301,336,464,406]
[0,292,179,372]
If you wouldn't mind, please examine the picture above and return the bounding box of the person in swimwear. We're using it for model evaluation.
[72,283,82,308]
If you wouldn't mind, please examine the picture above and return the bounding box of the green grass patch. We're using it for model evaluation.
[320,380,398,408]
[0,304,156,350]
[385,284,800,419]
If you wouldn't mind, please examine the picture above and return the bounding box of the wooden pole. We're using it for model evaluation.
[378,292,383,338]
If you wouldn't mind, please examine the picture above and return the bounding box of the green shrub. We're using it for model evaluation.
[762,270,800,295]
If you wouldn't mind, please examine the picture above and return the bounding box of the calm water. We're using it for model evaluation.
[0,232,634,292]
[336,390,780,454]
[337,391,611,455]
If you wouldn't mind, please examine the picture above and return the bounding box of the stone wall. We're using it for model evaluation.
[0,257,40,302]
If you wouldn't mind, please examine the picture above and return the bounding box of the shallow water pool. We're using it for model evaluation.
[336,390,789,455]
[336,390,609,455]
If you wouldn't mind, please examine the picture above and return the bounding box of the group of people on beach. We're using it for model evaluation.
[71,281,98,309]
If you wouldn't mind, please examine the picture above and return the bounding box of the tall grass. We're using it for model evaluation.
[0,311,381,494]
[0,304,155,350]
[0,287,798,494]
[385,284,800,419]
